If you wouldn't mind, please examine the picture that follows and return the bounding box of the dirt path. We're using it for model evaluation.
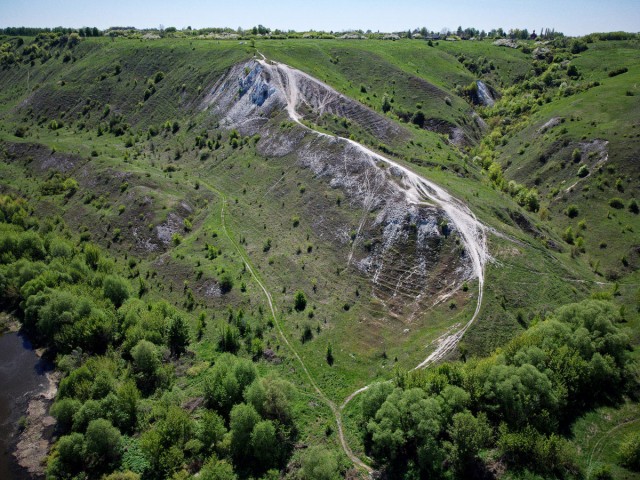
[200,180,373,474]
[255,54,490,474]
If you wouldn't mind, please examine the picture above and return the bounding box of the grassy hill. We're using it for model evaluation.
[0,32,639,479]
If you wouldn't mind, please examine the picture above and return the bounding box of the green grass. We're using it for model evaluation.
[1,35,640,476]
[571,401,640,479]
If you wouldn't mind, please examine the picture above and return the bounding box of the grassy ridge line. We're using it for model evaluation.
[198,177,374,474]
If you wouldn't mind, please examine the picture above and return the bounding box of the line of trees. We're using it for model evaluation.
[0,26,102,37]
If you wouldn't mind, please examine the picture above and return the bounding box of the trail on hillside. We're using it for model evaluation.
[200,179,374,474]
[257,54,489,367]
[255,54,490,474]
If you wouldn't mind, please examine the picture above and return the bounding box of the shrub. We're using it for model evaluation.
[609,197,624,209]
[301,324,313,343]
[629,199,639,214]
[84,419,122,471]
[619,433,640,471]
[571,148,581,162]
[411,110,426,127]
[84,243,101,268]
[50,398,82,433]
[577,165,589,177]
[103,275,130,308]
[300,446,339,480]
[608,67,628,77]
[563,226,574,244]
[219,273,233,293]
[294,290,307,311]
[381,95,391,113]
[565,205,579,218]
[326,343,334,366]
[167,315,190,357]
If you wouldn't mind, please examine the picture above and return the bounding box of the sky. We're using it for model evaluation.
[1,0,639,36]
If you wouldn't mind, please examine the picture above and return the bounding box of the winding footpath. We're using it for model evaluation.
[211,54,491,475]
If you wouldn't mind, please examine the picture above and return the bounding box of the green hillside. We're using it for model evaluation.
[0,31,639,480]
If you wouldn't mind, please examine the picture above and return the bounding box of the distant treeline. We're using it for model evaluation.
[1,25,638,42]
[0,26,102,37]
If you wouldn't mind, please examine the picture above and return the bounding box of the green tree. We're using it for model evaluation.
[131,340,160,393]
[84,243,101,269]
[50,398,82,434]
[619,433,640,470]
[244,375,294,425]
[85,418,122,471]
[300,446,339,480]
[116,380,140,433]
[103,275,130,308]
[447,411,492,475]
[51,432,85,476]
[204,354,256,417]
[219,273,234,293]
[251,420,279,470]
[294,290,307,311]
[199,455,238,480]
[229,403,260,462]
[199,410,227,456]
[167,314,190,357]
[326,342,334,366]
[381,95,391,113]
[367,388,445,476]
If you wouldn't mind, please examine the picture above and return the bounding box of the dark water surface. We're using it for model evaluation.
[0,332,49,479]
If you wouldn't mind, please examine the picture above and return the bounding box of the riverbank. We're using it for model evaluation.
[0,314,59,479]
[13,368,60,478]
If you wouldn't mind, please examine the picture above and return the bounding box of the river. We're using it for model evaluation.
[0,332,51,479]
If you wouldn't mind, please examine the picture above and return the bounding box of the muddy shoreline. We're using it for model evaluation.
[0,315,59,479]
[12,368,60,478]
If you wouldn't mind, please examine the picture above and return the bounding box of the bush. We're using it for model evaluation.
[53,432,85,475]
[609,197,625,209]
[50,398,82,433]
[629,199,639,214]
[84,243,101,269]
[571,148,581,162]
[608,67,628,77]
[219,273,233,293]
[299,446,339,480]
[103,275,130,308]
[381,95,391,113]
[563,227,574,244]
[565,205,579,218]
[294,290,307,311]
[577,165,589,177]
[620,433,640,471]
[167,314,190,357]
[411,110,426,127]
[85,419,122,471]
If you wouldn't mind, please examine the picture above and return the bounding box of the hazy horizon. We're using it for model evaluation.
[1,0,639,36]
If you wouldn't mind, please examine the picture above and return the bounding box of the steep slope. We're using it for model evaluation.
[203,57,488,329]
